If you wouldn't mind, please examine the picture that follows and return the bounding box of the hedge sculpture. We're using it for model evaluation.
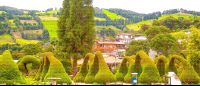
[17,55,41,73]
[74,53,94,82]
[0,50,26,85]
[120,56,135,83]
[35,52,72,85]
[60,59,73,75]
[84,53,99,83]
[135,50,161,84]
[156,55,167,76]
[167,55,199,84]
[94,51,116,84]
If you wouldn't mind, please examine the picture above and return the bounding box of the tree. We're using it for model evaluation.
[152,20,161,26]
[161,16,180,31]
[150,33,178,56]
[57,0,95,76]
[183,19,193,29]
[144,25,170,41]
[125,40,150,56]
[141,24,149,33]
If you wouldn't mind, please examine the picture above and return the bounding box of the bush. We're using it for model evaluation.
[16,57,24,64]
[115,56,129,82]
[74,53,94,82]
[167,55,200,84]
[35,52,72,85]
[0,50,26,85]
[60,58,73,75]
[156,55,167,76]
[136,50,161,84]
[17,55,41,73]
[84,53,99,84]
[94,51,116,85]
[92,82,104,85]
[113,67,119,74]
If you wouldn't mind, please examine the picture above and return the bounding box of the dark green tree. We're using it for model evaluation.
[57,0,96,76]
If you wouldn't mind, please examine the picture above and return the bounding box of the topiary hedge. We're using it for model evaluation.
[0,50,26,85]
[84,53,99,83]
[123,56,136,83]
[115,56,129,82]
[167,55,199,84]
[136,50,161,84]
[60,58,73,75]
[74,53,94,82]
[35,52,72,85]
[17,55,41,73]
[156,55,167,76]
[94,51,116,84]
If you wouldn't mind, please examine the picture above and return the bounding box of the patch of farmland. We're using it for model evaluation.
[13,30,43,39]
[20,20,38,24]
[39,16,58,20]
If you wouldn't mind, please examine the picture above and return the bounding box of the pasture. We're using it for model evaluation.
[20,20,38,24]
[158,13,195,20]
[0,34,12,39]
[41,20,58,40]
[126,19,154,31]
[38,16,58,20]
[16,39,40,45]
[102,10,126,20]
[94,17,106,21]
[0,11,7,14]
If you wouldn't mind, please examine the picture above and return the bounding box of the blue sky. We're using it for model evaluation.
[0,0,199,14]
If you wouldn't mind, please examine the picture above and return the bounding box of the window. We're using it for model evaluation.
[106,45,109,48]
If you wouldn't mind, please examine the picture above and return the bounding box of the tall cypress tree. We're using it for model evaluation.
[57,0,95,76]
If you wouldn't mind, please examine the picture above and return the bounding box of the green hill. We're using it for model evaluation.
[158,13,195,20]
[0,11,7,14]
[41,20,58,40]
[94,17,106,21]
[0,34,12,39]
[102,10,126,20]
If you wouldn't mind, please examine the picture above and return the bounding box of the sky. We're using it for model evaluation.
[0,0,200,14]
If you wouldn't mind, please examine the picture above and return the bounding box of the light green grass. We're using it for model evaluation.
[9,20,14,23]
[158,13,195,20]
[47,10,60,14]
[126,19,154,31]
[39,16,58,20]
[0,34,12,39]
[102,10,126,20]
[16,39,40,45]
[0,11,7,14]
[0,40,15,45]
[23,11,28,14]
[94,17,106,21]
[95,25,121,32]
[41,20,58,40]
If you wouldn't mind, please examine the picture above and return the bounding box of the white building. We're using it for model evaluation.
[134,36,147,41]
[116,33,134,44]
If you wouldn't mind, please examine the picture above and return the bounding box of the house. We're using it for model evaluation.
[134,34,147,41]
[92,40,126,52]
[116,33,134,44]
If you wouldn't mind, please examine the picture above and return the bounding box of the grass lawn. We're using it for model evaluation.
[102,10,126,20]
[39,16,58,20]
[41,20,58,40]
[0,34,12,39]
[94,17,106,21]
[126,19,154,31]
[0,11,7,14]
[16,39,40,45]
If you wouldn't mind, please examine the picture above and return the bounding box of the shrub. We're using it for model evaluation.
[0,50,26,85]
[136,50,161,84]
[156,55,167,76]
[94,51,116,84]
[74,53,94,82]
[113,67,119,74]
[16,57,24,64]
[168,55,199,84]
[35,52,72,85]
[115,56,129,82]
[84,53,99,84]
[92,82,104,85]
[17,55,41,73]
[60,58,73,75]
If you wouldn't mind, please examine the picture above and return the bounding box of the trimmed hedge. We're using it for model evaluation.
[123,56,136,83]
[156,55,167,76]
[60,59,73,75]
[0,50,26,85]
[74,53,94,82]
[35,52,72,85]
[115,56,129,82]
[167,55,199,84]
[94,51,116,84]
[84,53,99,83]
[17,55,41,73]
[136,50,161,84]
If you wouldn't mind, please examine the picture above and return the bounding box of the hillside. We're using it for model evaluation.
[102,10,126,20]
[0,6,24,15]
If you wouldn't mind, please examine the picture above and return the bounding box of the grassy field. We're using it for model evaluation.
[94,17,106,21]
[9,20,14,23]
[16,39,40,45]
[39,16,58,20]
[0,34,12,39]
[0,40,15,45]
[0,11,7,14]
[23,11,28,14]
[41,20,58,40]
[158,13,195,20]
[126,19,154,31]
[102,10,126,20]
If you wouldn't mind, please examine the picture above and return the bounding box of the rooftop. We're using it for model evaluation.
[116,33,132,36]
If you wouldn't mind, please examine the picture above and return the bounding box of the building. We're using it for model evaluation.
[134,34,147,41]
[92,40,126,52]
[116,33,134,44]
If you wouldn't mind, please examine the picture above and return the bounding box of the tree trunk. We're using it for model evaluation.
[73,58,77,77]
